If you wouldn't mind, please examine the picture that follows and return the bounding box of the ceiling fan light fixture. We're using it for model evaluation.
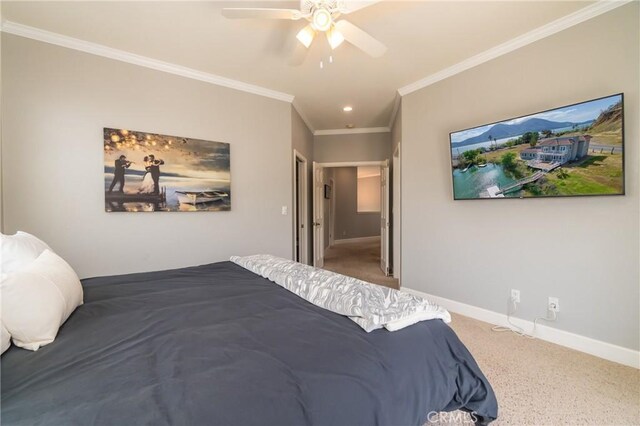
[311,8,332,32]
[326,26,345,50]
[296,24,316,48]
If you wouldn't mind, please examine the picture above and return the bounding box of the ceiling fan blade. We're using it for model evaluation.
[334,20,387,57]
[338,0,383,14]
[221,8,301,20]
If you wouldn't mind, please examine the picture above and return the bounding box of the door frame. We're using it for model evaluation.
[292,149,309,264]
[380,160,390,276]
[317,161,386,168]
[315,160,388,265]
[392,143,401,285]
[312,162,325,267]
[328,177,336,248]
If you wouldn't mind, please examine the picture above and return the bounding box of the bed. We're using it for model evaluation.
[1,261,498,425]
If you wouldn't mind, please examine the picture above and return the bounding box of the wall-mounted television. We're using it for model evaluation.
[449,93,624,200]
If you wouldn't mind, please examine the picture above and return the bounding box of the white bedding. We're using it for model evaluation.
[1,249,84,351]
[230,254,450,332]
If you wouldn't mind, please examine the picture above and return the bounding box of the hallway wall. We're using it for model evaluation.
[331,167,380,242]
[313,132,391,163]
[313,132,390,250]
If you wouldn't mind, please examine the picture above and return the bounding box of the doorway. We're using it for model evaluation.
[293,150,309,264]
[312,161,397,289]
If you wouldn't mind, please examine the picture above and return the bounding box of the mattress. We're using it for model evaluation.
[1,261,498,425]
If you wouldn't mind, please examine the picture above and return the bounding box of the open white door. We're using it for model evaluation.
[313,162,324,268]
[380,162,390,276]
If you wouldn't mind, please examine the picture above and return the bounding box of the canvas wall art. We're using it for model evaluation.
[449,93,624,199]
[104,128,231,212]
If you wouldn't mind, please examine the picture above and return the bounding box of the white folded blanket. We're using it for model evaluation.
[230,255,451,332]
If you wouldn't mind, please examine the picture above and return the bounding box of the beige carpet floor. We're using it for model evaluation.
[321,241,640,425]
[443,313,640,425]
[322,238,399,289]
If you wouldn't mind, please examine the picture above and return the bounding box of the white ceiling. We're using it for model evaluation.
[1,1,595,131]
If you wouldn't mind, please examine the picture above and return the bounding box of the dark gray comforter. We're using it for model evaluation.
[1,261,498,425]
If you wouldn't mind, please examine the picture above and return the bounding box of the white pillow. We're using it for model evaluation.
[1,231,51,275]
[1,322,10,354]
[1,249,83,351]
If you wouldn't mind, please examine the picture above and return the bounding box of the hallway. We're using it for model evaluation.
[322,238,399,289]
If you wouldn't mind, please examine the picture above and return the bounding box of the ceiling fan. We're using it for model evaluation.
[221,0,387,58]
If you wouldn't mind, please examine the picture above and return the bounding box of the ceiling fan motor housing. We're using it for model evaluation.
[312,9,332,31]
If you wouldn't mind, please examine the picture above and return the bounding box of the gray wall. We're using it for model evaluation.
[2,35,293,278]
[401,4,639,350]
[291,107,313,264]
[313,132,391,163]
[391,101,402,155]
[332,168,380,242]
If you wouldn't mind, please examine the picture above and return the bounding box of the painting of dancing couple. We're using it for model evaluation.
[104,128,231,212]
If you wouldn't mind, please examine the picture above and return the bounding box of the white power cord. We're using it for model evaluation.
[491,297,557,339]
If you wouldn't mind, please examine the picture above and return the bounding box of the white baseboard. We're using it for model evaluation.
[333,236,380,245]
[403,287,639,369]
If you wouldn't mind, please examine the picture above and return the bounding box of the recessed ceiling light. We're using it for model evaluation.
[346,124,355,129]
[343,106,353,112]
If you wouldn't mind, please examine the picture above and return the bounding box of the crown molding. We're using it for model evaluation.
[314,127,390,136]
[1,0,630,128]
[398,0,633,97]
[291,99,315,134]
[0,20,296,104]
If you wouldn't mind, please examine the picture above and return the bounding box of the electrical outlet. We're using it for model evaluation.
[510,289,520,304]
[548,297,560,313]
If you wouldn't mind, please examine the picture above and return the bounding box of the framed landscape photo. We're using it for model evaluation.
[104,128,231,212]
[449,93,624,200]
